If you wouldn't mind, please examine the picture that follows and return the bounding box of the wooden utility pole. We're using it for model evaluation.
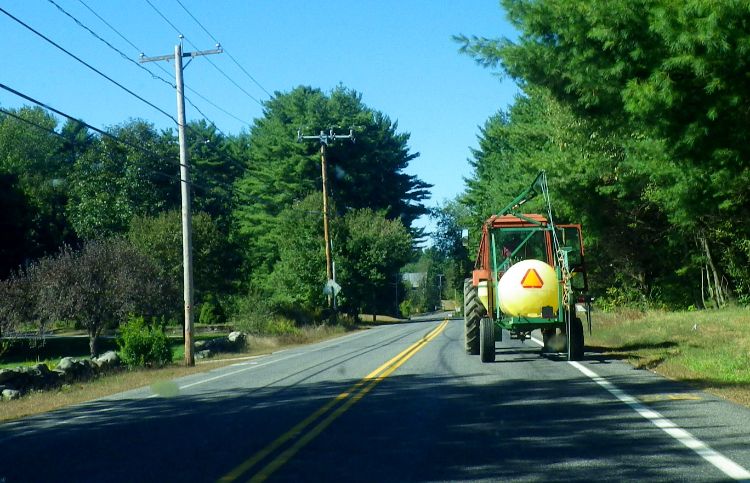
[297,129,355,308]
[141,38,222,366]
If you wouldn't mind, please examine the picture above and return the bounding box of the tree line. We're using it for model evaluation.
[452,0,750,309]
[0,85,430,355]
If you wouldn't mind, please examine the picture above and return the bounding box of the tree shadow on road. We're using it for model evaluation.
[1,359,746,482]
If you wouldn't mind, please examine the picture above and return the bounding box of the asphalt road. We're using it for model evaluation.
[1,316,750,482]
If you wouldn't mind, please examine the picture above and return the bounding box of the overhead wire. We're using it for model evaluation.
[0,6,275,207]
[144,0,266,107]
[174,0,273,98]
[70,0,253,129]
[0,105,184,188]
[45,0,254,178]
[0,83,275,208]
[0,82,186,170]
[46,0,175,89]
[0,6,178,125]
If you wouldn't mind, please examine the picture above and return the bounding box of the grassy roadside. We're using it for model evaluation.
[0,324,351,422]
[587,307,750,407]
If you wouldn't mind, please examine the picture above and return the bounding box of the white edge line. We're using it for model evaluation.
[529,335,750,481]
[0,326,384,444]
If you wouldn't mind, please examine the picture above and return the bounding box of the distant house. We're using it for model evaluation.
[402,272,426,289]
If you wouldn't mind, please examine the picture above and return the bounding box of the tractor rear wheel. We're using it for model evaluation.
[464,278,483,355]
[480,318,495,363]
[541,329,555,354]
[567,317,585,361]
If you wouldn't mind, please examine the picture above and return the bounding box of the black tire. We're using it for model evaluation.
[480,318,495,363]
[567,317,585,361]
[541,329,555,354]
[463,278,483,355]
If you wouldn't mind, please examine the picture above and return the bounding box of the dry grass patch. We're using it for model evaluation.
[588,307,750,407]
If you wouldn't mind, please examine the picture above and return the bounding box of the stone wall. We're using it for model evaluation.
[0,351,121,401]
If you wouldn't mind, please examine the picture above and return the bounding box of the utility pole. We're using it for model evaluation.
[297,129,355,309]
[141,38,222,367]
[437,274,444,311]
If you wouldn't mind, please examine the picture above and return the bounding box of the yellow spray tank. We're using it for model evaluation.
[497,259,559,318]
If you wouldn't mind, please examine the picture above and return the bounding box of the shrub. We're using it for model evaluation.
[117,316,172,368]
[230,291,300,336]
[198,293,225,326]
[399,300,412,318]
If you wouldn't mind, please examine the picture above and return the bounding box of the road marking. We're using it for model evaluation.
[529,335,750,481]
[219,319,449,483]
[172,327,383,392]
[0,327,385,444]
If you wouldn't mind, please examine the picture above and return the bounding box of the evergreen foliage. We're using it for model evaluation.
[233,86,431,278]
[456,0,750,307]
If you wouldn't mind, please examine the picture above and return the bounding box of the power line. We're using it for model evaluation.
[185,86,251,127]
[0,6,177,124]
[144,0,184,38]
[0,105,184,188]
[174,0,273,98]
[0,83,273,210]
[78,0,139,53]
[76,0,252,129]
[0,102,254,202]
[47,0,175,89]
[77,0,177,83]
[0,82,187,170]
[44,0,252,178]
[143,0,265,107]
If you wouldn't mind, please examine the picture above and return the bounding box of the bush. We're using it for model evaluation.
[230,291,300,336]
[117,316,172,368]
[198,293,225,326]
[399,300,412,318]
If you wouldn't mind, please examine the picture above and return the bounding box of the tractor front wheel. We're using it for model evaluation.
[480,318,495,363]
[464,278,483,355]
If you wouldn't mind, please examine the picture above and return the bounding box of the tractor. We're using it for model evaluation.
[463,171,592,362]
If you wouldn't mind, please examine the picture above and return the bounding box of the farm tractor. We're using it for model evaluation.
[463,171,592,362]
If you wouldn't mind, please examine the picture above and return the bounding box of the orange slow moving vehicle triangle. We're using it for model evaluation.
[520,268,544,288]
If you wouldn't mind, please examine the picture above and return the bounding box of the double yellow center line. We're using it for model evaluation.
[220,319,449,482]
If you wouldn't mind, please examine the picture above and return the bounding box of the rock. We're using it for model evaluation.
[195,349,213,360]
[0,368,16,385]
[194,340,207,350]
[33,363,51,375]
[56,357,75,372]
[2,389,21,401]
[95,351,120,368]
[228,331,245,343]
[55,357,93,382]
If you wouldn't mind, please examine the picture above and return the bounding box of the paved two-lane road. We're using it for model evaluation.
[2,316,749,482]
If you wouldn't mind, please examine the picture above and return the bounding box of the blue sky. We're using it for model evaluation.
[0,0,519,236]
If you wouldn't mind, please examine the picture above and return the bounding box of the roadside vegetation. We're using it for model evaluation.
[434,1,750,407]
[0,85,426,413]
[0,323,349,422]
[588,307,750,407]
[3,0,750,419]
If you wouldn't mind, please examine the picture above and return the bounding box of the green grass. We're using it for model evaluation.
[588,307,750,406]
